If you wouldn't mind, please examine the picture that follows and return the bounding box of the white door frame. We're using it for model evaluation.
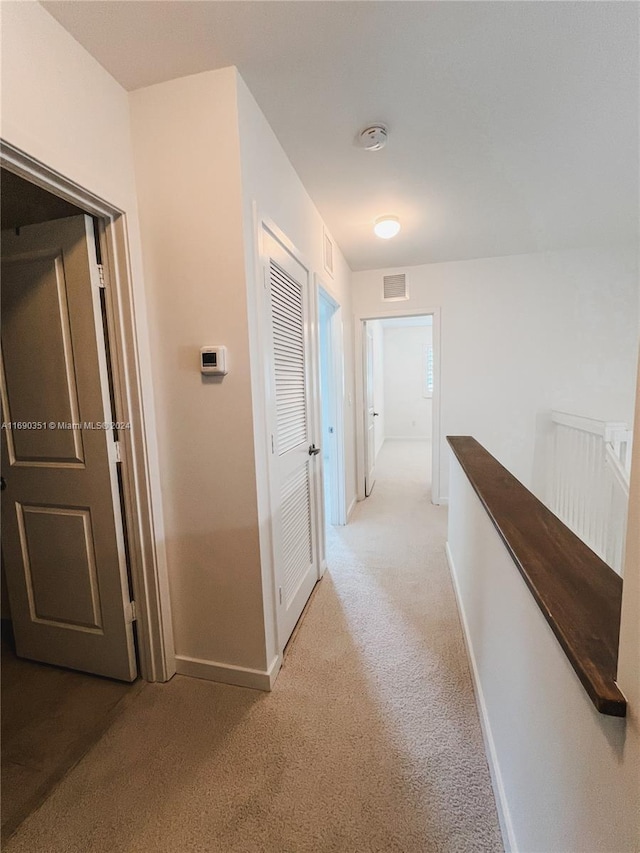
[363,321,378,497]
[316,279,348,529]
[0,140,176,682]
[354,307,443,504]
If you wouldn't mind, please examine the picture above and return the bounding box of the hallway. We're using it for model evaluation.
[5,440,502,853]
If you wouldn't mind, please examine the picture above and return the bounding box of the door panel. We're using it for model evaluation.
[2,250,83,465]
[263,230,319,649]
[1,215,136,681]
[17,504,102,631]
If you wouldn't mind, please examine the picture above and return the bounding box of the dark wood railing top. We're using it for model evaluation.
[447,436,626,717]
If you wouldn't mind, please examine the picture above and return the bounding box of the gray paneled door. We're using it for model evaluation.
[1,215,137,681]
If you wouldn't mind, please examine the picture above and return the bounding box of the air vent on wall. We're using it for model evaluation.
[383,273,408,301]
[323,228,334,277]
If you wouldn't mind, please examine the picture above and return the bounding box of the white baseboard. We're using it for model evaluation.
[175,653,281,692]
[385,435,430,442]
[347,495,357,520]
[445,542,517,853]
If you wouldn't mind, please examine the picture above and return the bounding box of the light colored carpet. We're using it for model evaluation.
[5,440,503,853]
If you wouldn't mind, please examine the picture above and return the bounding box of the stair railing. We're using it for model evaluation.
[548,411,632,575]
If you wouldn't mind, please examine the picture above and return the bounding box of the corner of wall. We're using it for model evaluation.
[129,67,269,674]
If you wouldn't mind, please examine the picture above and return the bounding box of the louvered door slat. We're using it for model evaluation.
[270,260,307,455]
[281,464,313,601]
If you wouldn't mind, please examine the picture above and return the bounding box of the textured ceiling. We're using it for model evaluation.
[41,1,639,271]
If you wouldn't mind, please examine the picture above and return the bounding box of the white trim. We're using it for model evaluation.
[322,225,335,279]
[354,307,443,504]
[363,322,376,497]
[347,495,358,521]
[384,436,431,441]
[0,140,175,683]
[175,653,281,692]
[308,276,326,575]
[551,410,627,437]
[445,541,516,853]
[247,203,280,674]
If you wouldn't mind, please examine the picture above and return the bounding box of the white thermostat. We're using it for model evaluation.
[200,346,227,375]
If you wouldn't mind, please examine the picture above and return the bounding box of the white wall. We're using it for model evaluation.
[352,247,639,499]
[368,320,386,458]
[384,325,432,440]
[0,1,172,666]
[235,73,357,662]
[447,444,640,853]
[129,69,272,677]
[1,4,357,685]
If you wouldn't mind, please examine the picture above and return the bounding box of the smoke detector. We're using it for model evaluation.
[358,125,388,151]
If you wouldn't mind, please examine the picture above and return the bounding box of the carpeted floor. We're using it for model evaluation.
[1,633,142,844]
[4,440,503,853]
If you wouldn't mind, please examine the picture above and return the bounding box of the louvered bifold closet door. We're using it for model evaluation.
[266,243,319,649]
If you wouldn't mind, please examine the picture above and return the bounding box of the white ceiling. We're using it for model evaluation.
[41,1,639,272]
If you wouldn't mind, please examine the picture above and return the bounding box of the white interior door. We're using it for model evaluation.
[263,230,320,649]
[319,293,337,526]
[365,323,377,496]
[1,215,137,681]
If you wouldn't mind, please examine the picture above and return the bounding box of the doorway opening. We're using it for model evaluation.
[0,142,173,687]
[361,314,437,502]
[0,167,145,843]
[0,145,174,840]
[1,168,138,681]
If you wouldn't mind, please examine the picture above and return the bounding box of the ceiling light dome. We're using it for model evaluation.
[374,216,401,239]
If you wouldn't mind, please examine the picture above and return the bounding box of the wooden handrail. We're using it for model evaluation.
[448,436,626,717]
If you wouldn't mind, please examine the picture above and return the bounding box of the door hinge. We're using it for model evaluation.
[279,586,283,605]
[125,600,137,623]
[263,267,269,289]
[114,440,122,463]
[97,263,106,288]
[271,434,275,454]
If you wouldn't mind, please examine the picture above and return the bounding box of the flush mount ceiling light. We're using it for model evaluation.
[358,124,388,151]
[374,216,401,239]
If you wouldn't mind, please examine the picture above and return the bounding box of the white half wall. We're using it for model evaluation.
[352,247,639,500]
[383,325,433,440]
[447,448,640,853]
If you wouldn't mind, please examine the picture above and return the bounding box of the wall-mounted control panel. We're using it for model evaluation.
[200,346,228,376]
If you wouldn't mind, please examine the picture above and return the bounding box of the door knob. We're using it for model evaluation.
[308,444,321,456]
